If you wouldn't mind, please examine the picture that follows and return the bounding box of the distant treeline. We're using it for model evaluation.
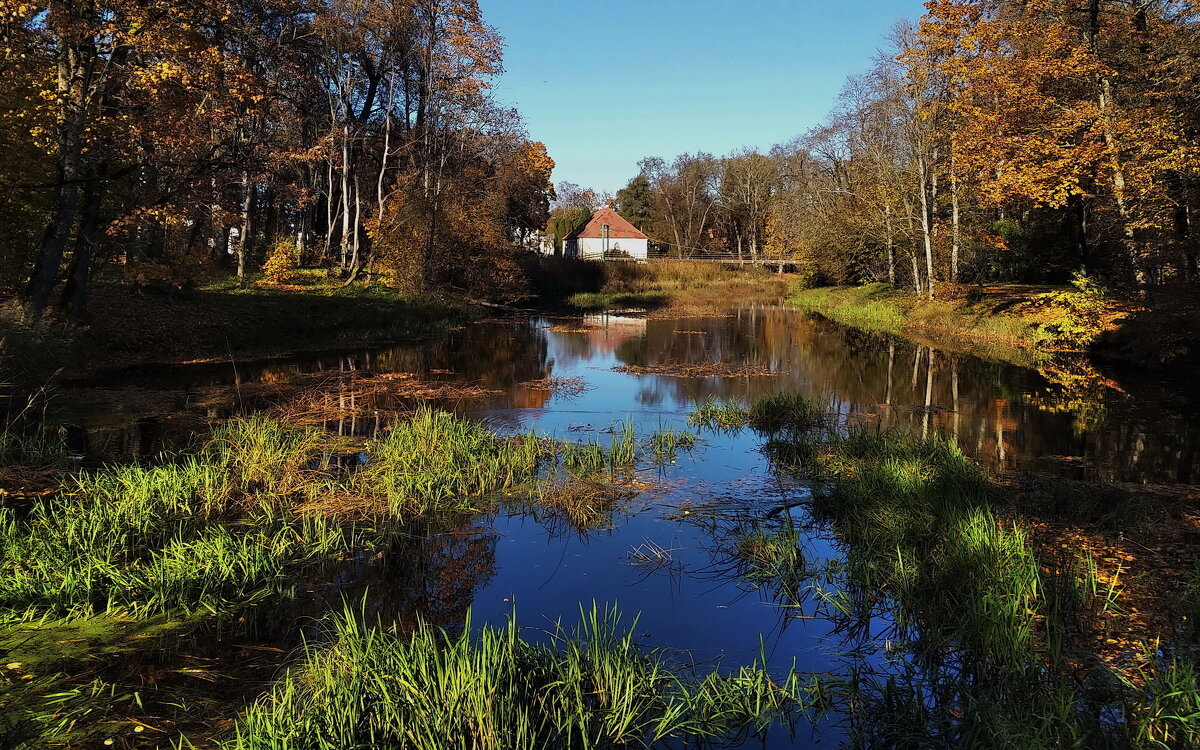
[548,0,1200,297]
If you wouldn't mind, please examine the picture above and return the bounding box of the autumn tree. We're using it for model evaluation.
[641,153,719,257]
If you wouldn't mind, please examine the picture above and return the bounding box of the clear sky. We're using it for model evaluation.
[480,0,922,195]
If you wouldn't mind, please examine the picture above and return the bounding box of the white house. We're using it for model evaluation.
[563,208,649,260]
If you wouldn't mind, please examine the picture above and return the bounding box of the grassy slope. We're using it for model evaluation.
[1,270,474,378]
[787,283,1132,366]
[529,258,793,312]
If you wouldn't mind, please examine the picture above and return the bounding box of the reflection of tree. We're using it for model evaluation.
[313,520,498,633]
[598,306,1198,484]
[59,310,1200,483]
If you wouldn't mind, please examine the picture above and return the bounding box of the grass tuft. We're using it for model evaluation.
[226,602,817,750]
[357,407,546,516]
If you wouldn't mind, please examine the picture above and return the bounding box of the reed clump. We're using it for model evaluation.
[226,603,817,750]
[690,393,830,434]
[761,426,1200,747]
[647,427,696,464]
[357,407,546,515]
[688,397,750,431]
[536,478,633,534]
[781,429,1038,666]
[747,392,831,433]
[1,408,689,617]
[0,455,350,618]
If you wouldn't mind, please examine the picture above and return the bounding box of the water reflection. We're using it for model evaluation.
[29,306,1200,747]
[55,306,1200,482]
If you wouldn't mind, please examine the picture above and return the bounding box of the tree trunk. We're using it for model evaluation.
[339,124,353,270]
[1068,192,1090,275]
[237,170,252,285]
[917,154,936,299]
[885,204,896,285]
[61,175,102,322]
[950,159,960,284]
[26,44,88,319]
[1098,76,1145,289]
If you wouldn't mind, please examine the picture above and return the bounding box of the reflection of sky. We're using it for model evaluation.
[60,307,1200,483]
[50,307,1200,746]
[465,316,889,748]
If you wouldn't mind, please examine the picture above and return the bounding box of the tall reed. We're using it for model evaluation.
[227,603,817,750]
[356,407,545,515]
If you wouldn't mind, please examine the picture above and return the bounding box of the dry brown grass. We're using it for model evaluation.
[613,362,777,378]
[537,477,635,533]
[601,261,794,313]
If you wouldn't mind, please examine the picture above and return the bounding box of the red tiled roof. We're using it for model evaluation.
[564,208,648,241]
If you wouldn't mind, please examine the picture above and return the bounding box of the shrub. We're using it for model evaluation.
[262,239,299,284]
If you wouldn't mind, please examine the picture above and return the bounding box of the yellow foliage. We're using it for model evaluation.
[262,239,299,285]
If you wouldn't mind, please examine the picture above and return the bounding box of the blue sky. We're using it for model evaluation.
[481,0,921,194]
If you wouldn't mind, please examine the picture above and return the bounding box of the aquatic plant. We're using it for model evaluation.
[688,397,750,430]
[0,456,351,618]
[226,603,817,750]
[755,425,1200,747]
[731,517,808,588]
[205,416,326,504]
[536,478,633,535]
[357,407,545,515]
[646,426,696,464]
[561,439,608,476]
[606,418,638,469]
[1123,649,1200,749]
[747,392,831,433]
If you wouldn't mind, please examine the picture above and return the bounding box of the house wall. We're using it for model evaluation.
[566,237,648,260]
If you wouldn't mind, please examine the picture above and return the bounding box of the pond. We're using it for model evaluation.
[25,305,1200,746]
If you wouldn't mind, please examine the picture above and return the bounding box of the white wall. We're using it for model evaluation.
[566,237,648,260]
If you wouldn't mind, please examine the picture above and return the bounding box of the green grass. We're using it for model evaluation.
[688,397,750,431]
[787,283,1054,365]
[358,407,547,516]
[225,603,818,750]
[689,393,830,434]
[788,283,908,333]
[566,291,669,311]
[755,424,1200,747]
[0,409,703,618]
[747,393,831,433]
[607,418,639,468]
[0,447,352,618]
[647,426,697,464]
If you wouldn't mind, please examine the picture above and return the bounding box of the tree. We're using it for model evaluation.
[615,174,652,234]
[641,153,719,257]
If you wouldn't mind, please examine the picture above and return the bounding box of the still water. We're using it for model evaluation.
[48,306,1200,745]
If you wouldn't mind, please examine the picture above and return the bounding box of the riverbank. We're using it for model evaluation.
[2,262,790,384]
[787,282,1145,367]
[1,272,474,377]
[4,302,1200,748]
[526,257,794,313]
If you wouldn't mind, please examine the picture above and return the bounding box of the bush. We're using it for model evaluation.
[1036,272,1113,350]
[262,239,299,284]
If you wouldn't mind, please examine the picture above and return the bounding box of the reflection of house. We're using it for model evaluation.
[563,208,649,260]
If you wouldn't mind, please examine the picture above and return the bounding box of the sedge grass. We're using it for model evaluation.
[747,393,831,433]
[226,602,817,750]
[689,397,750,431]
[0,408,689,617]
[759,424,1200,747]
[647,425,696,464]
[357,407,546,516]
